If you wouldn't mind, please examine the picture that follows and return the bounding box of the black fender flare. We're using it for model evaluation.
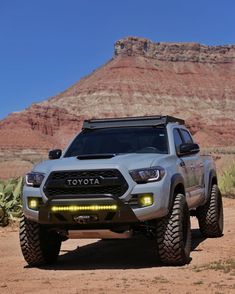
[169,173,185,210]
[206,169,217,199]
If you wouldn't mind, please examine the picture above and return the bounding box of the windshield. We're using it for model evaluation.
[64,127,169,157]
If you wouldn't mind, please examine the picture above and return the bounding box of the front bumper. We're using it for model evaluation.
[37,194,139,228]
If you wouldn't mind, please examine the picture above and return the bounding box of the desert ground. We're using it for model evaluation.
[0,197,234,294]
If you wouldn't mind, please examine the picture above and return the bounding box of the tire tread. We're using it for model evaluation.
[156,194,191,265]
[19,216,61,266]
[197,184,223,237]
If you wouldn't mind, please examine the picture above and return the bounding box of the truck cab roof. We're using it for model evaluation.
[82,115,185,130]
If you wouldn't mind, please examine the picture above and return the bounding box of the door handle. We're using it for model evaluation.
[180,161,185,167]
[190,164,195,170]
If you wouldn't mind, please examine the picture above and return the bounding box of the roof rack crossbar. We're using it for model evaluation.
[82,115,184,130]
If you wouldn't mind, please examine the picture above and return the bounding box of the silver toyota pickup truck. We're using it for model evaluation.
[19,115,223,266]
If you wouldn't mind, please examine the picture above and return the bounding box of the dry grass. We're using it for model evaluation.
[152,276,169,284]
[201,147,235,155]
[218,164,235,199]
[193,259,235,275]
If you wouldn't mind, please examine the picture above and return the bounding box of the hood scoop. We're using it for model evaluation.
[77,154,116,160]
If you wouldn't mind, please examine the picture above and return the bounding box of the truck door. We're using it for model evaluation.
[173,128,194,192]
[180,129,204,191]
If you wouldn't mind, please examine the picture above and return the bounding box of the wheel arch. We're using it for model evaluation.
[206,169,218,199]
[169,173,185,210]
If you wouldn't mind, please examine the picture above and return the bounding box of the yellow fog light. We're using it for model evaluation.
[28,198,39,210]
[138,194,153,207]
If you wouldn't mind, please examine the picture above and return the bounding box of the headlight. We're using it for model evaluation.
[25,172,45,187]
[129,167,165,184]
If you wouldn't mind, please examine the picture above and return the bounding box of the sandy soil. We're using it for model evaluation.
[0,198,234,294]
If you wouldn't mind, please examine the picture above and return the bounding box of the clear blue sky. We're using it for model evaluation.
[0,0,234,119]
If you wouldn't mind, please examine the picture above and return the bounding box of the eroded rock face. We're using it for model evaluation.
[0,105,84,150]
[26,105,83,137]
[115,36,235,63]
[0,36,235,178]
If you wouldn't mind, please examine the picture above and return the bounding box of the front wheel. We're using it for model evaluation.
[19,216,61,266]
[156,193,191,266]
[197,184,223,237]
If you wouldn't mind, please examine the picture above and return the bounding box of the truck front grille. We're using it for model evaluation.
[43,169,128,198]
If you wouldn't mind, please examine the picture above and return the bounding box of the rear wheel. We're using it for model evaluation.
[197,184,223,237]
[19,216,61,266]
[156,193,191,265]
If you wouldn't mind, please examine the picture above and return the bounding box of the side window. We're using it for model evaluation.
[173,129,183,152]
[181,129,193,143]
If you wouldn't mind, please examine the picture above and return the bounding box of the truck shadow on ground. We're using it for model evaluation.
[39,228,205,270]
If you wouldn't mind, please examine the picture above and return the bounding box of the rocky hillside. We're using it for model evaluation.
[0,37,235,178]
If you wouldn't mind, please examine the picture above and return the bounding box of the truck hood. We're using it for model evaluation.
[33,153,170,174]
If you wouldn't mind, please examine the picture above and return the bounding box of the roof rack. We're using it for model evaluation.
[82,115,185,129]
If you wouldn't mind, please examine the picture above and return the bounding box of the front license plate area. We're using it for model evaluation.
[73,215,99,224]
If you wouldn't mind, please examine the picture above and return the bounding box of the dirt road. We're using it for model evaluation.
[0,198,234,294]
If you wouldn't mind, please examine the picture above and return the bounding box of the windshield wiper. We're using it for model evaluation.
[77,153,117,160]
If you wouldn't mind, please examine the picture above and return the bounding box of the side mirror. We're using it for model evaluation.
[48,149,62,160]
[178,143,200,156]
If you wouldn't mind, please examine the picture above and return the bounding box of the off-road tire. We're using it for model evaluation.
[156,193,191,266]
[197,184,223,237]
[19,215,61,266]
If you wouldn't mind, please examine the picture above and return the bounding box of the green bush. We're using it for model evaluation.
[218,164,235,198]
[0,177,23,226]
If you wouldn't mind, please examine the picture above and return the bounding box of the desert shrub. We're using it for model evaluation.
[0,177,23,226]
[218,164,235,198]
